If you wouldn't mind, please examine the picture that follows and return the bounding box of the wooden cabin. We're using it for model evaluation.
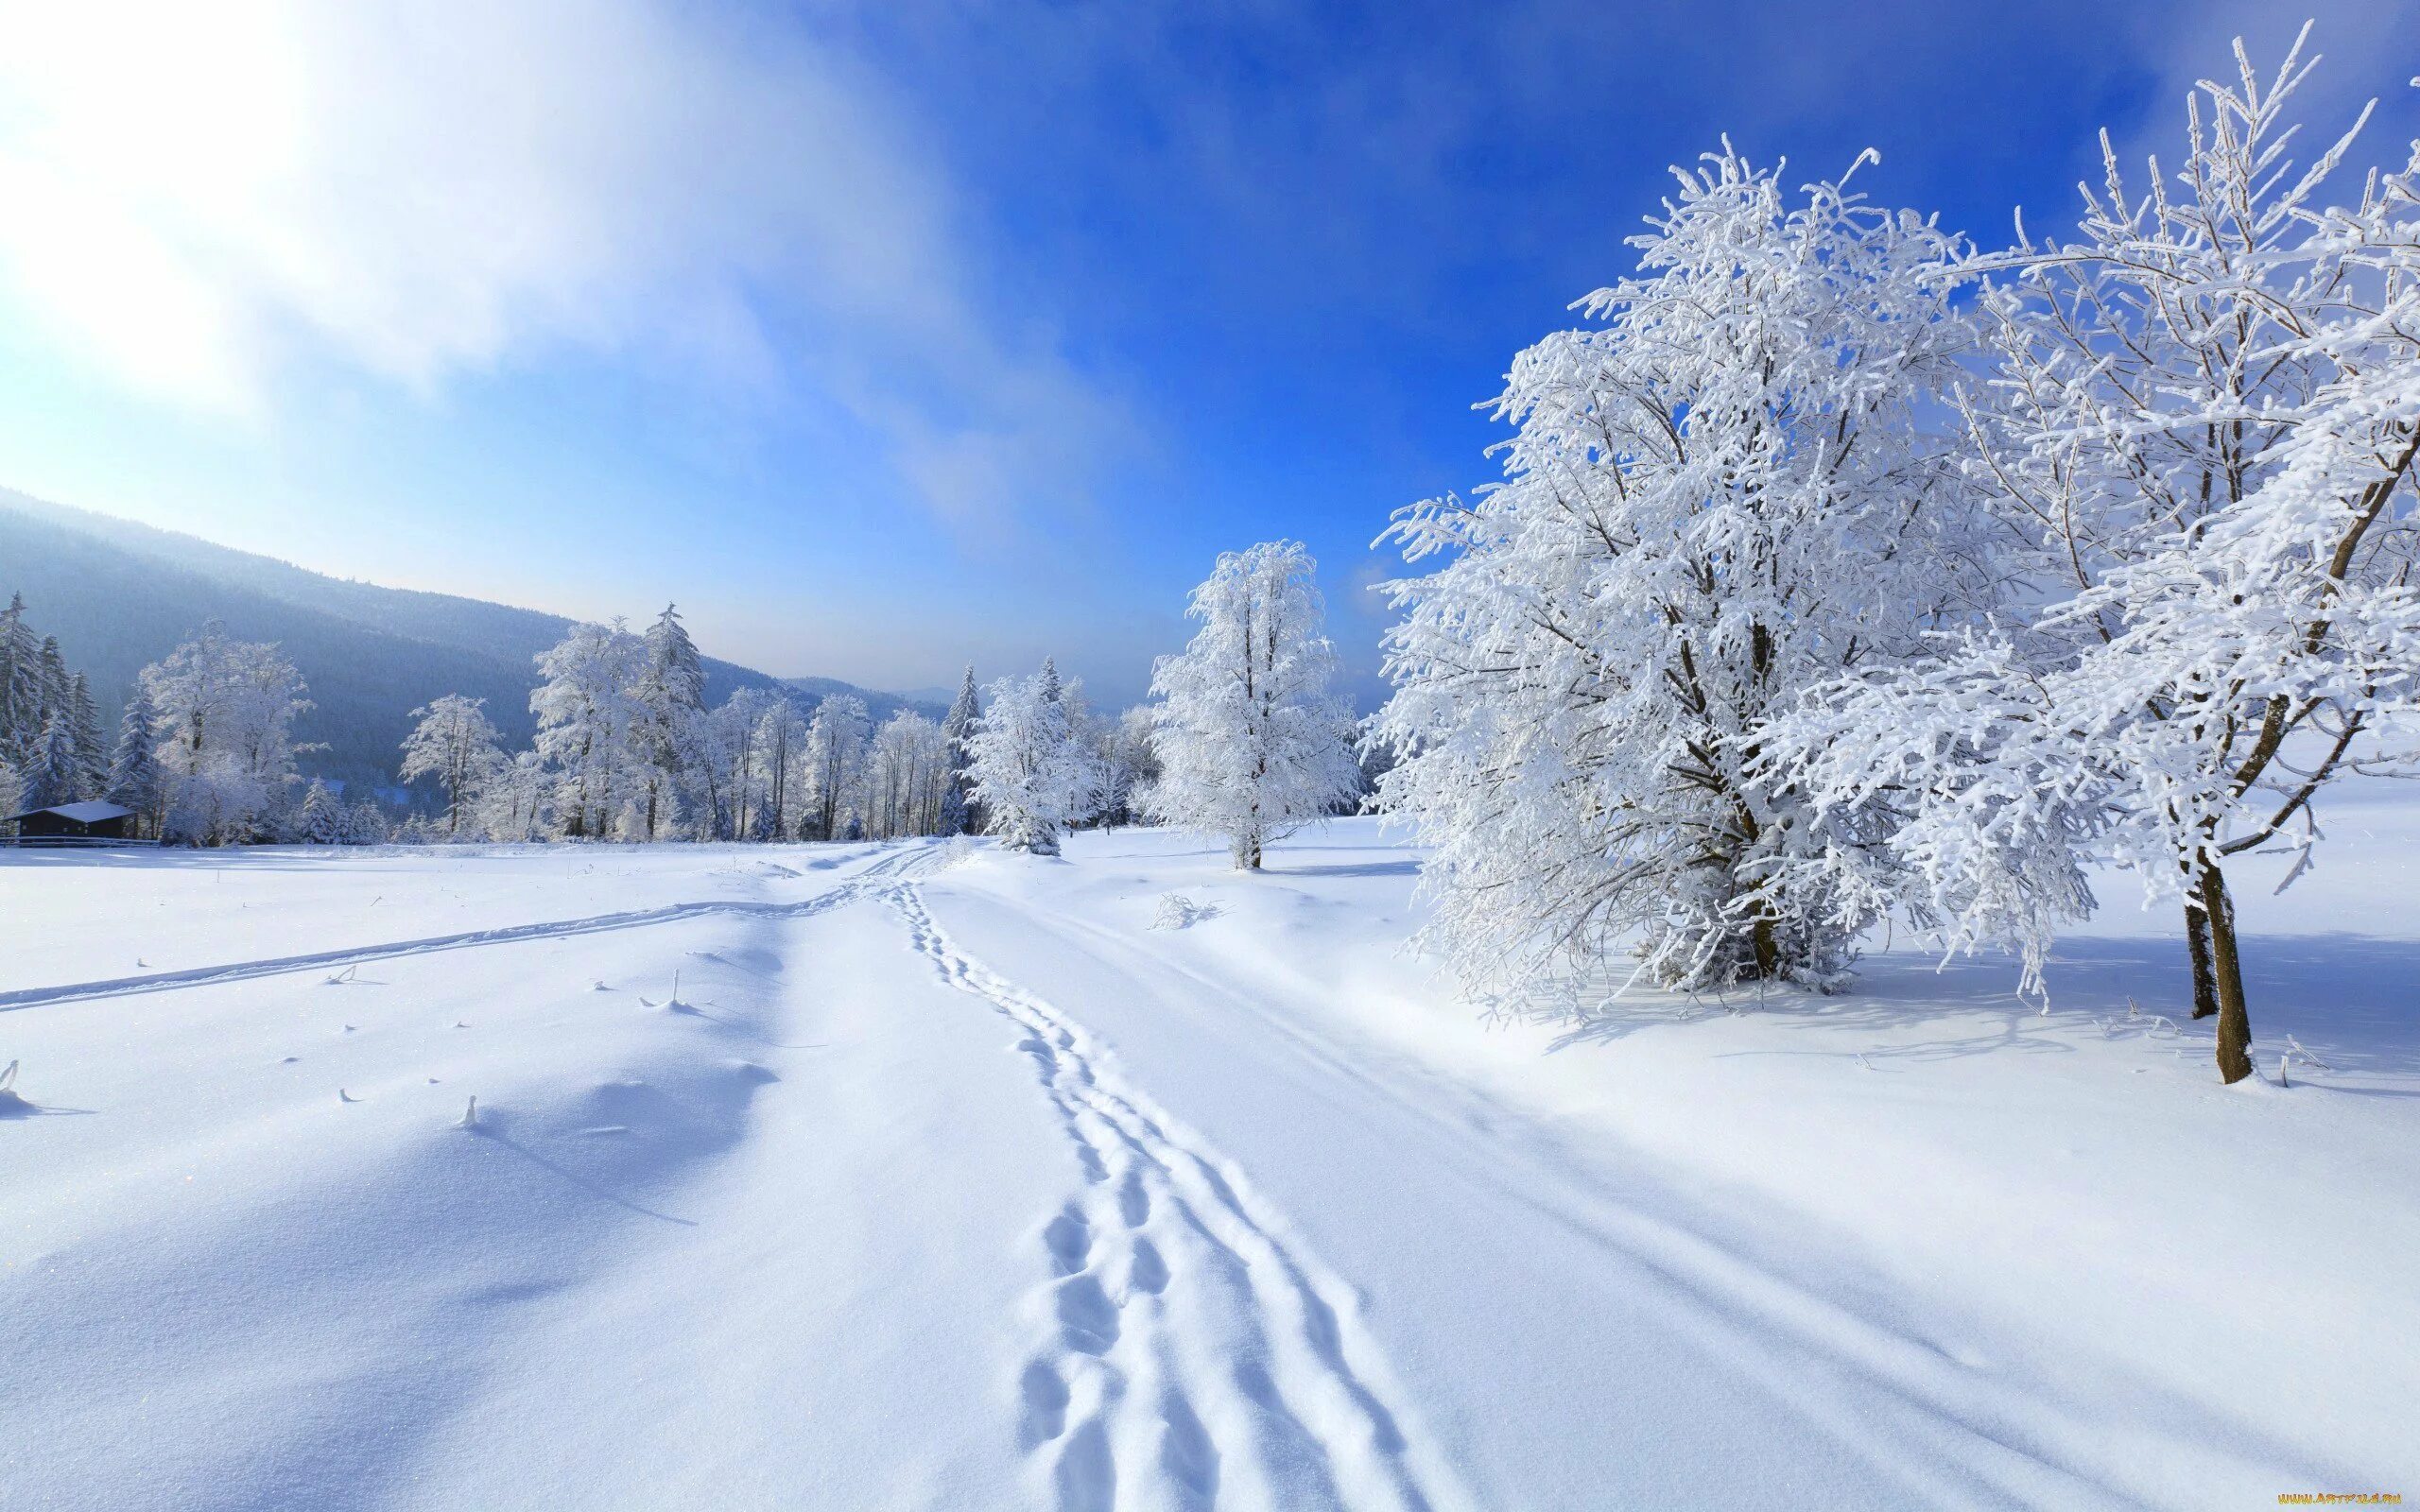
[5,800,136,843]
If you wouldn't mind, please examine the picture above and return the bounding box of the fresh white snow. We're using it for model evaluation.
[3,814,2414,1509]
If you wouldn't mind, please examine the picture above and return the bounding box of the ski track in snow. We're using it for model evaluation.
[885,882,1471,1512]
[0,841,938,1013]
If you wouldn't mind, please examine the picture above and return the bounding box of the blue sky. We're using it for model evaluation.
[1,0,2413,708]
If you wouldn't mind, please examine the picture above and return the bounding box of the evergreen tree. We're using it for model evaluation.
[22,712,80,811]
[299,780,343,843]
[0,755,22,826]
[939,664,980,835]
[34,637,68,731]
[0,593,40,761]
[65,674,105,800]
[966,664,1098,856]
[635,605,707,840]
[107,682,165,836]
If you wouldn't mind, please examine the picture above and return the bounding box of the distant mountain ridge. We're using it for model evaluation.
[0,489,942,799]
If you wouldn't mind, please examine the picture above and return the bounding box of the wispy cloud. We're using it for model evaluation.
[0,0,1126,519]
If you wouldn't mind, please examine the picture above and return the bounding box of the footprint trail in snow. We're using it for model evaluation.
[886,884,1470,1512]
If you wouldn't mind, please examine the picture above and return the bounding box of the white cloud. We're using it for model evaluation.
[0,0,1122,513]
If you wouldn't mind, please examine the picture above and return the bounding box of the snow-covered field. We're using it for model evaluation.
[4,812,2414,1511]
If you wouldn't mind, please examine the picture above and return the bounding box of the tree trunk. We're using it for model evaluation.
[2195,861,2255,1084]
[2184,898,2219,1020]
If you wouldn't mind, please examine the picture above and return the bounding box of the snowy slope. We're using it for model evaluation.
[2,815,2413,1509]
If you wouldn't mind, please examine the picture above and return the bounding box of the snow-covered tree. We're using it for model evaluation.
[298,779,344,844]
[19,712,79,811]
[939,666,980,835]
[867,711,947,837]
[1148,541,1359,868]
[753,696,811,841]
[803,695,870,841]
[0,593,40,762]
[1096,705,1160,830]
[63,674,104,800]
[531,620,647,839]
[1774,34,2420,1082]
[633,605,707,840]
[398,695,505,838]
[967,664,1098,856]
[143,623,314,845]
[478,750,552,842]
[107,682,164,836]
[0,755,22,826]
[1370,144,1989,1000]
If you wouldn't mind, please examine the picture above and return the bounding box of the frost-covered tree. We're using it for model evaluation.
[803,695,870,841]
[633,605,707,840]
[298,780,344,844]
[531,620,647,839]
[63,674,104,800]
[968,664,1098,856]
[478,750,552,842]
[1371,144,1988,1000]
[939,666,980,835]
[0,593,41,762]
[20,712,80,811]
[107,682,164,836]
[143,623,314,845]
[867,711,947,837]
[1147,541,1359,868]
[399,695,505,838]
[1774,35,2420,1082]
[1096,705,1160,830]
[754,696,810,841]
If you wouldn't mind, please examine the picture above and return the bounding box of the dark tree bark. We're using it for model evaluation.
[2195,862,2255,1084]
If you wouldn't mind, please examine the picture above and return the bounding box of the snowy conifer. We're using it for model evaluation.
[939,665,980,835]
[634,605,707,840]
[298,780,343,844]
[21,713,78,811]
[107,682,164,836]
[967,665,1098,856]
[0,593,40,761]
[64,674,104,800]
[1148,541,1358,868]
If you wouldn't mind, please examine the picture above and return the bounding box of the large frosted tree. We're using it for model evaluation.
[1147,541,1358,868]
[1369,144,1990,1001]
[399,695,506,837]
[1775,34,2420,1082]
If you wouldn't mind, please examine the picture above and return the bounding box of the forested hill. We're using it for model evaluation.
[0,490,940,799]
